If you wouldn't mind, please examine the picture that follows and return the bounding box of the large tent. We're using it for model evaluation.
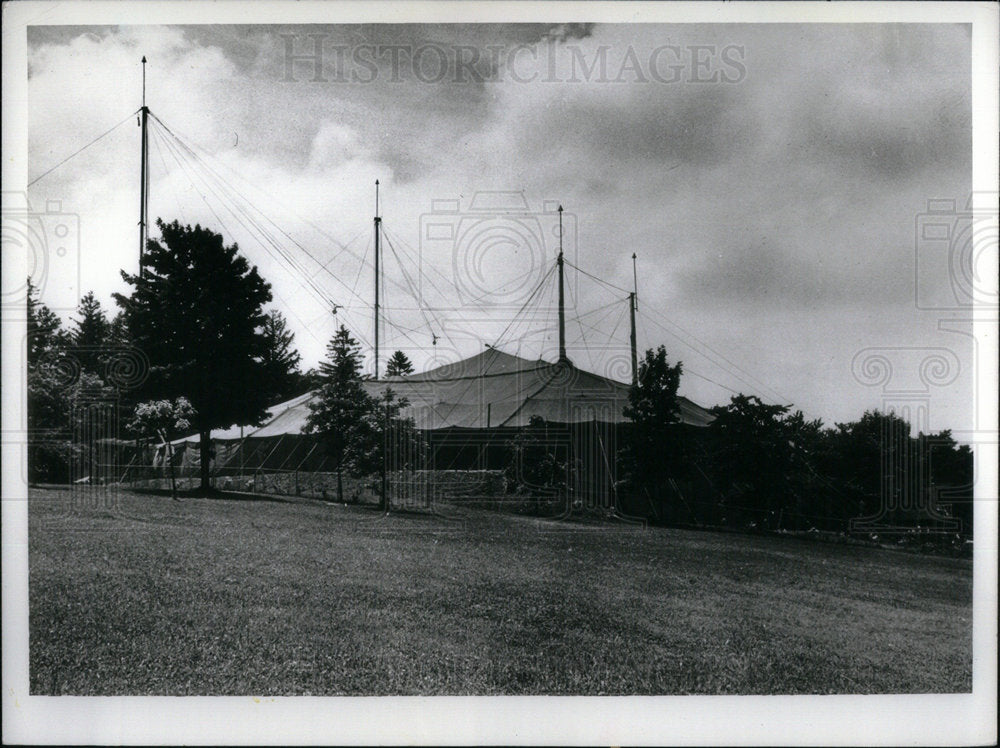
[252,348,711,434]
[156,348,713,504]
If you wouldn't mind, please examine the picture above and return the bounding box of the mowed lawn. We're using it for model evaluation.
[29,486,972,695]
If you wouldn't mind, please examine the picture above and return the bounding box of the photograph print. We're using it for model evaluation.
[3,2,997,745]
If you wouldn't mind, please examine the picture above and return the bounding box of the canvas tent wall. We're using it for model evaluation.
[155,348,714,505]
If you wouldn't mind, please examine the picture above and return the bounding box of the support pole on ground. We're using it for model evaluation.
[138,56,149,276]
[373,179,381,380]
[629,292,638,386]
[630,253,638,386]
[381,395,389,513]
[557,205,567,364]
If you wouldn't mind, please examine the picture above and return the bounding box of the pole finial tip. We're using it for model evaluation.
[558,204,563,212]
[142,56,147,63]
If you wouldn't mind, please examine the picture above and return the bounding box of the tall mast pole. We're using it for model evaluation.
[630,253,638,386]
[138,56,149,276]
[374,179,381,380]
[557,205,567,363]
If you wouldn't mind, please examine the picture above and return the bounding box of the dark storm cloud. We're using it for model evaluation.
[181,24,567,179]
[673,236,915,310]
[745,24,972,181]
[576,23,974,315]
[24,22,976,427]
[803,88,971,180]
[514,84,753,168]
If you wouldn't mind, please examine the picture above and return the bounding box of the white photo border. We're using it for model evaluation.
[3,2,997,745]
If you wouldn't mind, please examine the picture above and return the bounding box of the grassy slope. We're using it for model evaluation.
[28,487,972,695]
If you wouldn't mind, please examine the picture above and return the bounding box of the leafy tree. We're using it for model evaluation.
[114,219,273,491]
[127,398,196,499]
[826,412,973,536]
[67,373,122,484]
[780,409,828,530]
[708,394,793,528]
[27,362,118,484]
[27,361,72,483]
[918,429,974,535]
[304,325,374,503]
[260,309,302,402]
[27,282,134,485]
[620,346,685,521]
[827,410,910,525]
[385,350,414,377]
[505,415,567,512]
[26,279,73,482]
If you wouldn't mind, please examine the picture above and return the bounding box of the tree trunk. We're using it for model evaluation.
[380,450,388,513]
[199,429,211,491]
[337,465,343,504]
[165,440,179,501]
[380,410,389,513]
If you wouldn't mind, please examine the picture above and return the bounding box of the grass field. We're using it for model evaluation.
[28,486,972,695]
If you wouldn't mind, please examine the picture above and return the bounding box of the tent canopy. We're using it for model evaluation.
[171,348,714,445]
[255,348,712,437]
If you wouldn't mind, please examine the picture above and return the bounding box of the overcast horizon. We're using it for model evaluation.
[24,22,975,432]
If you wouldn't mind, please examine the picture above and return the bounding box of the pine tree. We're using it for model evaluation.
[385,350,414,377]
[304,325,375,503]
[26,278,70,366]
[107,311,129,347]
[26,279,77,482]
[114,219,274,491]
[72,291,109,347]
[260,309,302,402]
[72,291,110,374]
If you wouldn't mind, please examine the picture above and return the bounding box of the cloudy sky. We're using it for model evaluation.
[25,22,974,430]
